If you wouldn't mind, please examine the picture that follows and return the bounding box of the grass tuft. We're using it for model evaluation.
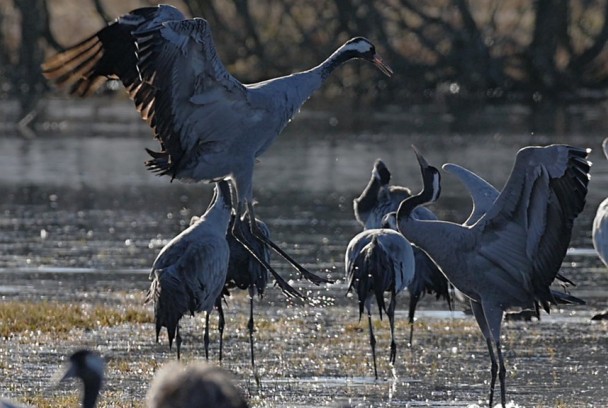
[0,301,152,338]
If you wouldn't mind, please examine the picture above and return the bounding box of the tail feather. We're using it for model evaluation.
[148,271,190,349]
[551,290,585,305]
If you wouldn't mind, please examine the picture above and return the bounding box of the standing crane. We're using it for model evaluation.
[591,137,608,321]
[354,159,451,347]
[41,4,391,288]
[396,145,589,407]
[147,181,233,359]
[592,138,608,267]
[344,228,415,378]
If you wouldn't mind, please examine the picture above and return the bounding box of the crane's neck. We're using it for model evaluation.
[82,374,102,408]
[354,174,382,226]
[261,44,366,123]
[396,168,441,246]
[199,180,233,230]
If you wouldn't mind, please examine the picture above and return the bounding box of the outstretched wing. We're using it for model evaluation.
[42,5,185,96]
[442,162,499,226]
[474,145,590,310]
[132,18,249,177]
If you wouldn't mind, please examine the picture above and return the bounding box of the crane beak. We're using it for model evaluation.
[412,145,430,169]
[55,362,77,385]
[372,55,393,77]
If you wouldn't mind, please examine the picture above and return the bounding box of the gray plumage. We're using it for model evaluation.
[57,350,105,408]
[443,161,584,319]
[354,159,451,347]
[442,162,499,225]
[397,145,590,408]
[345,228,415,378]
[354,159,435,230]
[146,361,248,408]
[147,181,233,359]
[203,214,272,370]
[592,137,608,268]
[1,349,104,408]
[42,3,367,288]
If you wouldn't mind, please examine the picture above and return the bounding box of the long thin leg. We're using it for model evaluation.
[388,290,397,365]
[231,209,305,300]
[408,293,421,348]
[485,338,498,408]
[248,294,256,369]
[176,325,182,360]
[496,340,507,408]
[470,300,498,408]
[217,298,225,363]
[204,312,210,361]
[245,200,332,285]
[481,302,507,408]
[368,310,378,379]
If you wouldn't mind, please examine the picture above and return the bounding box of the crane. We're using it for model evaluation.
[354,159,451,346]
[147,180,233,359]
[345,228,415,378]
[396,145,589,407]
[42,4,391,288]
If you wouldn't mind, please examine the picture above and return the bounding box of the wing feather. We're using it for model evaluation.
[42,5,185,96]
[133,18,248,176]
[474,145,590,307]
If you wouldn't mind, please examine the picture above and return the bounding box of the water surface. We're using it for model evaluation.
[1,99,607,406]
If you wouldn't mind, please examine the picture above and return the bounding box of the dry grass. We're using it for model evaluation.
[0,301,152,338]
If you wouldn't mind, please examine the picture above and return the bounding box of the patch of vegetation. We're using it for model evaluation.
[0,301,152,338]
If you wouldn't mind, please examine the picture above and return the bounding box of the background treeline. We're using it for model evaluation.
[3,0,608,117]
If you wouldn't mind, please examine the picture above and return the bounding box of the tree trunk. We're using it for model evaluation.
[14,0,48,117]
[528,0,570,93]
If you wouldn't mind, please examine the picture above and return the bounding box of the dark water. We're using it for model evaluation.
[1,99,608,407]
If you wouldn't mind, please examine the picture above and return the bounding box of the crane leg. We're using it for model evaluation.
[248,295,256,369]
[245,200,332,285]
[231,206,305,300]
[217,298,225,363]
[408,293,421,348]
[496,340,506,408]
[388,291,397,365]
[176,325,182,360]
[204,312,211,361]
[485,338,498,408]
[470,300,500,408]
[368,311,378,379]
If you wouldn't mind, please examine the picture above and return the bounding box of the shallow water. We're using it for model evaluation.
[1,99,608,406]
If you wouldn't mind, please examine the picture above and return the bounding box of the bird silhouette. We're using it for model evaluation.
[396,145,589,407]
[354,159,451,347]
[593,138,608,268]
[146,180,233,359]
[591,137,608,321]
[345,228,415,378]
[41,4,391,289]
[1,349,104,408]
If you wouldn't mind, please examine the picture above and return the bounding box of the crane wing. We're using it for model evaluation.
[42,5,185,96]
[132,18,249,177]
[442,163,499,226]
[474,145,590,308]
[152,235,229,314]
